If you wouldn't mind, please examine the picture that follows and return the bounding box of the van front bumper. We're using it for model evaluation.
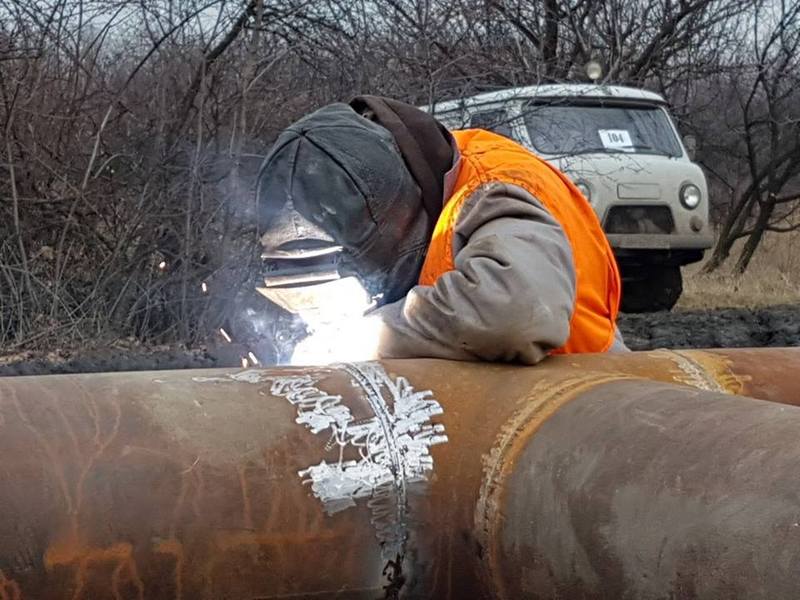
[606,233,714,251]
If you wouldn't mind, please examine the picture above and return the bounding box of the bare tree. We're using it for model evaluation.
[1,0,797,350]
[702,0,800,273]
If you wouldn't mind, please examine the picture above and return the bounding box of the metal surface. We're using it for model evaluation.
[551,347,800,403]
[0,349,799,598]
[488,378,800,599]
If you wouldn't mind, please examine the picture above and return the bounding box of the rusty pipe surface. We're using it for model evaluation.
[545,347,800,404]
[0,349,799,598]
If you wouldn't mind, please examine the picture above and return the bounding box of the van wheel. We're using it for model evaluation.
[621,266,683,313]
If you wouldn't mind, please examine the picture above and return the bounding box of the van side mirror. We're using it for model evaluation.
[683,135,698,160]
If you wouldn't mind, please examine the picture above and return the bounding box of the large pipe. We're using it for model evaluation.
[0,350,799,598]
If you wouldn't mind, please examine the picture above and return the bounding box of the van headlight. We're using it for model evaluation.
[575,180,592,202]
[680,184,702,209]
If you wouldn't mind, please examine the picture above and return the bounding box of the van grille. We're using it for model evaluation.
[603,206,675,234]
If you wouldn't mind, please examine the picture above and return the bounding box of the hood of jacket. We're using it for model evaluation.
[256,99,455,304]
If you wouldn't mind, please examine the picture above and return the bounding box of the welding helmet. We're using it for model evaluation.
[255,102,433,316]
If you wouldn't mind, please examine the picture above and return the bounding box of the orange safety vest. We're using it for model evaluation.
[418,129,621,354]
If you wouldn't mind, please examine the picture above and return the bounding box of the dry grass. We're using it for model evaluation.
[677,231,800,310]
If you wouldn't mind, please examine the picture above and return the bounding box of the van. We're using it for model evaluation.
[423,85,712,312]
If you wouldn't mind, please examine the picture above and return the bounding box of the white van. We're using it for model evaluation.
[423,84,712,312]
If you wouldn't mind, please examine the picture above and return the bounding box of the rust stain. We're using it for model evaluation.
[0,371,379,599]
[0,569,22,600]
[110,556,144,600]
[45,536,144,600]
[154,538,184,600]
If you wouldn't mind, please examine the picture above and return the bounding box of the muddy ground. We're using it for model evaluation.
[618,305,800,350]
[1,305,798,376]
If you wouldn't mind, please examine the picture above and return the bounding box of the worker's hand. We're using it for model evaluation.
[289,315,384,365]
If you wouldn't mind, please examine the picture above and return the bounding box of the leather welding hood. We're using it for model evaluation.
[256,99,454,304]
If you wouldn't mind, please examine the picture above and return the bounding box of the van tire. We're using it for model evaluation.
[621,266,683,313]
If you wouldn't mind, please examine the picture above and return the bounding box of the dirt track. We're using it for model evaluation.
[1,305,798,376]
[617,305,800,351]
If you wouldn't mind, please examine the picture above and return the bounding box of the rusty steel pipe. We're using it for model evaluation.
[0,349,799,598]
[552,347,800,404]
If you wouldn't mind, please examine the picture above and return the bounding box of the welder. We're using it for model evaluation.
[255,96,626,364]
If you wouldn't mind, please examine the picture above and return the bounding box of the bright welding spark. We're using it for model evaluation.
[158,260,167,270]
[219,328,232,343]
[247,351,259,365]
[288,278,382,366]
[241,357,249,368]
[201,281,208,293]
[290,315,383,366]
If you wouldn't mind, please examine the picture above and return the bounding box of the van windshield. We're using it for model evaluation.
[522,101,683,157]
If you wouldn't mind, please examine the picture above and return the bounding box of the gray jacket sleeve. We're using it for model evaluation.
[371,182,577,364]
